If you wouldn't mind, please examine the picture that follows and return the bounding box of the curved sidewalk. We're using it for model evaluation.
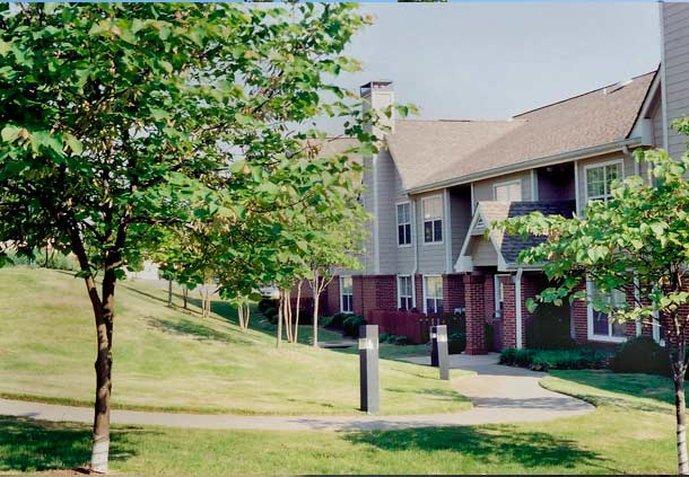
[0,354,593,431]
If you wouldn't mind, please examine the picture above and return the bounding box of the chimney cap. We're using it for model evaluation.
[360,80,393,97]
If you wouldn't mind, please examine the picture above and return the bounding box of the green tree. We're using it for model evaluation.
[496,122,689,474]
[0,3,376,472]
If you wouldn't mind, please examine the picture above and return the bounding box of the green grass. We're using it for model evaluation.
[0,267,468,416]
[1,369,680,474]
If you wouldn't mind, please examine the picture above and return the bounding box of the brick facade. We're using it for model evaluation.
[464,273,487,355]
[351,275,397,318]
[501,276,517,349]
[442,274,465,313]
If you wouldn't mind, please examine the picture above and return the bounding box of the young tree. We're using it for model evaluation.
[0,3,376,472]
[496,122,689,474]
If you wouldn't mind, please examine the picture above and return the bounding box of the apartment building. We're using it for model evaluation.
[318,2,689,354]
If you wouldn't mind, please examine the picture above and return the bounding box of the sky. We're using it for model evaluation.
[329,2,660,127]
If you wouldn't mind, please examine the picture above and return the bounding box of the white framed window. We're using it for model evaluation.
[585,160,622,203]
[423,275,444,314]
[340,276,353,314]
[586,280,627,342]
[493,180,522,201]
[494,274,508,318]
[422,195,443,244]
[396,202,412,246]
[397,275,414,310]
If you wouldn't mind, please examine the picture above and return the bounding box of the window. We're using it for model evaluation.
[424,275,444,314]
[397,275,414,310]
[585,162,622,202]
[422,195,443,243]
[396,202,411,246]
[494,275,507,318]
[587,281,626,341]
[493,180,522,201]
[340,276,353,313]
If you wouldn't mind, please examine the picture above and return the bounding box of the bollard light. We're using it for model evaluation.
[359,324,379,413]
[430,324,450,380]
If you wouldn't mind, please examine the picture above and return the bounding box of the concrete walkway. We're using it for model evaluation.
[0,354,593,431]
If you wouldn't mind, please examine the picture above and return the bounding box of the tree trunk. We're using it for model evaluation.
[167,280,173,307]
[312,281,319,348]
[90,267,116,474]
[673,340,689,475]
[294,282,302,343]
[182,286,188,310]
[276,293,283,348]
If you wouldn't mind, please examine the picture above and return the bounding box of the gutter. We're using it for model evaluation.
[406,137,644,195]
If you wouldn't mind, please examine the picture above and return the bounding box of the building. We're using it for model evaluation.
[319,2,689,353]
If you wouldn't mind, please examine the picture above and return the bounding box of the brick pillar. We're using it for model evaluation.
[443,274,465,314]
[464,273,487,355]
[352,276,364,316]
[570,281,588,344]
[414,274,424,313]
[501,276,517,349]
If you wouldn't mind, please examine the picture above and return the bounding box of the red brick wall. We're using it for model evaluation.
[442,274,465,313]
[414,274,424,313]
[464,273,487,355]
[351,275,396,318]
[501,276,517,349]
[322,277,341,317]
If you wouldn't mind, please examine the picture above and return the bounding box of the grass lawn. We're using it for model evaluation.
[1,368,680,474]
[0,267,468,416]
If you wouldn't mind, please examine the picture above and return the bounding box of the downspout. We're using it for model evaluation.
[412,198,419,309]
[514,268,524,349]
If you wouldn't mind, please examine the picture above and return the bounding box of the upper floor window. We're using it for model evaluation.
[493,180,522,201]
[424,275,444,314]
[397,275,413,310]
[587,281,626,342]
[422,195,443,243]
[340,276,353,314]
[585,161,622,203]
[397,202,411,246]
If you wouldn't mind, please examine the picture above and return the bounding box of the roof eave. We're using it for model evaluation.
[406,137,644,195]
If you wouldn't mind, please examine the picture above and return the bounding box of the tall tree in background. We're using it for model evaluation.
[496,122,689,475]
[0,3,379,472]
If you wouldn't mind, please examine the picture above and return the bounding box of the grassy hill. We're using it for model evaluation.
[0,267,469,416]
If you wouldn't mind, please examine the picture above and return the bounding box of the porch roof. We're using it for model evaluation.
[455,200,576,272]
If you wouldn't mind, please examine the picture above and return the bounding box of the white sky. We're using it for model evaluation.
[331,2,660,126]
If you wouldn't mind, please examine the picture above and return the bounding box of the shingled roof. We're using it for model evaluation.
[387,70,657,192]
[457,200,576,271]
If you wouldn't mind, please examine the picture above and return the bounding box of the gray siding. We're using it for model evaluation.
[393,165,416,275]
[415,190,447,274]
[450,187,472,265]
[376,150,399,275]
[472,170,534,205]
[663,3,689,158]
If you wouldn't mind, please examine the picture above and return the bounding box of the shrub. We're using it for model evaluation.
[500,347,608,372]
[262,306,279,324]
[319,315,333,329]
[448,331,466,354]
[391,335,409,346]
[257,298,277,314]
[328,312,350,330]
[6,248,78,271]
[526,302,576,350]
[379,332,393,343]
[341,314,366,337]
[610,336,671,376]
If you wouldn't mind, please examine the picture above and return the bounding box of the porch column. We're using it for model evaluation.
[501,276,517,349]
[463,273,487,355]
